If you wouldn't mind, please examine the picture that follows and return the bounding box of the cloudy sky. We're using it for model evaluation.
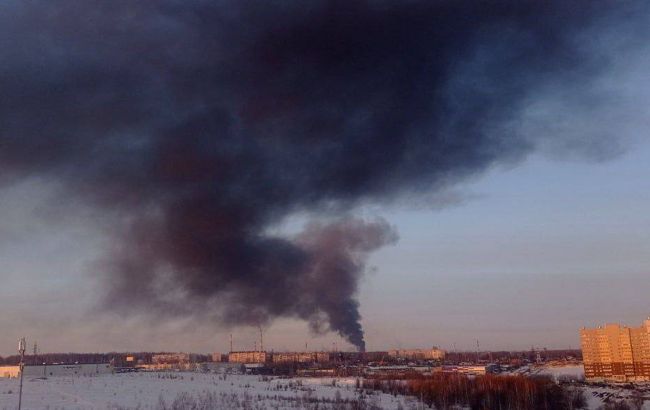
[1,1,649,355]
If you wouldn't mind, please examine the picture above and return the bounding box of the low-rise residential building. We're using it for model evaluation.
[442,365,489,376]
[140,362,195,371]
[297,368,335,377]
[152,353,190,365]
[388,348,446,361]
[271,351,331,364]
[228,351,268,364]
[365,365,437,376]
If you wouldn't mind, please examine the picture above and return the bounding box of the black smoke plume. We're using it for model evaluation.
[0,1,646,350]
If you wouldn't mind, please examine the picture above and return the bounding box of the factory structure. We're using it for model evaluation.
[225,349,444,365]
[219,348,448,376]
[581,317,650,382]
[222,331,445,367]
[0,363,112,378]
[1,330,449,379]
[1,346,448,378]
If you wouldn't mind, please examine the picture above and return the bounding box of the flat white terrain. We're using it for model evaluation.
[1,367,649,409]
[530,364,585,381]
[533,365,650,410]
[0,373,414,410]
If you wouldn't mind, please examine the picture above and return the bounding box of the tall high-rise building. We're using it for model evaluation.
[580,317,650,382]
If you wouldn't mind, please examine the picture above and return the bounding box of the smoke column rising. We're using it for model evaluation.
[0,1,648,350]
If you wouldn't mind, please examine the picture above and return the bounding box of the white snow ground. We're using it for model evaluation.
[527,365,650,409]
[533,364,585,381]
[1,367,648,409]
[0,373,415,410]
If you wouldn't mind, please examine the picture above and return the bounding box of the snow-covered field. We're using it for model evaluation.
[502,364,650,409]
[530,364,585,381]
[1,367,649,409]
[532,365,650,410]
[0,373,415,410]
[580,384,650,410]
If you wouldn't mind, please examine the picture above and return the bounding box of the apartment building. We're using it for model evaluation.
[388,347,446,361]
[152,353,190,365]
[271,351,330,364]
[228,351,268,364]
[580,318,650,382]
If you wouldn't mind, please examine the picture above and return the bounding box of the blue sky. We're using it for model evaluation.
[359,141,650,351]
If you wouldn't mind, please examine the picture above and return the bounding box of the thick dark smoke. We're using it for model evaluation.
[0,1,646,349]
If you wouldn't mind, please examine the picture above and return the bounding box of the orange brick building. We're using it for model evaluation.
[580,317,650,382]
[228,351,268,364]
